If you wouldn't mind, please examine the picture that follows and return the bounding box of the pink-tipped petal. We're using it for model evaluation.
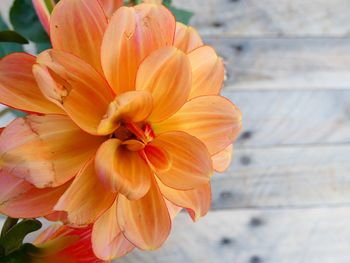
[92,200,134,260]
[0,115,103,188]
[117,179,171,250]
[212,144,233,172]
[0,53,63,114]
[154,96,242,155]
[173,22,203,53]
[32,0,55,33]
[101,4,175,94]
[0,171,70,218]
[50,0,108,73]
[55,159,117,226]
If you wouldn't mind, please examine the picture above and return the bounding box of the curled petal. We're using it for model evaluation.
[0,115,103,188]
[212,144,233,172]
[34,50,114,135]
[50,0,107,72]
[158,179,211,222]
[174,22,203,53]
[117,179,171,250]
[147,131,212,190]
[98,0,124,17]
[154,96,242,155]
[98,91,153,134]
[188,46,225,99]
[0,171,70,218]
[101,4,175,94]
[92,200,134,260]
[136,47,192,122]
[55,159,117,226]
[0,53,62,114]
[95,139,151,200]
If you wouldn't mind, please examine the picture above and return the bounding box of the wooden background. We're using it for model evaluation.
[2,0,350,262]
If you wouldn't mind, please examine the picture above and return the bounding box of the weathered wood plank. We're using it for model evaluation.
[175,0,350,37]
[205,37,350,90]
[121,208,350,263]
[228,90,350,147]
[211,144,350,209]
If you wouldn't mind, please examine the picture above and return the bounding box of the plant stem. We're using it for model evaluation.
[0,217,18,238]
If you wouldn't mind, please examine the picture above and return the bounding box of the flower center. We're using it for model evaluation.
[112,122,155,146]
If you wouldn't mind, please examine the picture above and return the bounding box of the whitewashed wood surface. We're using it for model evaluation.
[2,1,350,263]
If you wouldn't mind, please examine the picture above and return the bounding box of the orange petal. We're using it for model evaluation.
[154,96,242,155]
[143,144,171,172]
[188,46,225,99]
[50,0,107,73]
[0,115,103,188]
[136,47,192,122]
[212,144,233,172]
[173,22,203,53]
[158,179,211,222]
[147,131,212,190]
[95,139,151,200]
[117,179,171,250]
[92,200,134,260]
[32,0,55,33]
[0,53,63,114]
[55,159,117,226]
[98,0,124,17]
[98,91,153,134]
[101,4,175,94]
[0,171,70,218]
[164,199,182,220]
[34,50,114,135]
[34,225,103,262]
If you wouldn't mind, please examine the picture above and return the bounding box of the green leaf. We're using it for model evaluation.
[169,6,193,25]
[10,0,50,43]
[36,41,52,53]
[0,31,28,44]
[0,15,23,58]
[0,219,42,255]
[0,243,38,263]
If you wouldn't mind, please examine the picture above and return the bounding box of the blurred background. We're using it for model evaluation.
[2,0,350,262]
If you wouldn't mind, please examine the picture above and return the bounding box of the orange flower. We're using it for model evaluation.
[27,224,107,262]
[0,0,241,260]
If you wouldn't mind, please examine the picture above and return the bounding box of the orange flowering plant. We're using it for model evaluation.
[0,0,242,261]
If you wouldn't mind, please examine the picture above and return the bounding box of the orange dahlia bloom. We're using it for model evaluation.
[0,0,241,260]
[28,224,104,263]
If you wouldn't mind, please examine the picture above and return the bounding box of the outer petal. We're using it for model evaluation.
[33,50,114,135]
[136,47,192,122]
[101,4,175,94]
[147,131,212,190]
[92,200,134,260]
[34,225,103,263]
[164,199,182,220]
[0,115,103,188]
[0,53,63,114]
[32,0,55,33]
[158,179,211,222]
[188,46,225,99]
[95,139,151,200]
[143,0,162,4]
[117,179,171,250]
[50,0,107,73]
[98,91,153,134]
[0,171,70,218]
[98,0,123,17]
[154,96,242,155]
[212,144,233,172]
[55,159,117,226]
[173,22,203,53]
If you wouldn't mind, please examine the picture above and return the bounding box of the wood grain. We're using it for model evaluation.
[175,0,350,37]
[121,208,350,263]
[227,90,350,147]
[211,144,350,209]
[205,37,350,90]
